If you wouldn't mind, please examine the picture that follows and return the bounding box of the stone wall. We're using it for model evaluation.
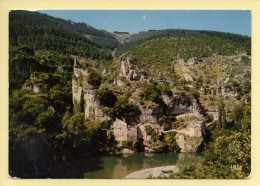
[120,57,147,81]
[127,127,138,141]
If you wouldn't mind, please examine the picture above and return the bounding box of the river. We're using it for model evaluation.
[83,152,201,179]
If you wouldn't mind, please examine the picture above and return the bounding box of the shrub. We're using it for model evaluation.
[122,140,135,149]
[87,68,101,87]
[172,118,187,129]
[113,96,141,119]
[164,132,180,152]
[139,82,163,105]
[177,154,201,173]
[101,119,112,129]
[97,87,117,107]
[145,125,159,142]
[145,125,154,135]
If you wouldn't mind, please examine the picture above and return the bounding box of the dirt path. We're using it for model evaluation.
[124,165,179,179]
[163,129,178,134]
[177,59,193,82]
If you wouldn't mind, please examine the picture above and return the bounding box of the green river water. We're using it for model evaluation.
[83,152,200,179]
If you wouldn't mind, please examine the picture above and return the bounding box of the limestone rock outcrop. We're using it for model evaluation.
[111,118,128,141]
[175,120,206,152]
[72,59,111,122]
[119,57,147,81]
[168,93,203,116]
[72,57,207,153]
[130,89,164,124]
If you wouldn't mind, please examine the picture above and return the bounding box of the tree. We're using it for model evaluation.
[97,87,117,107]
[140,82,163,104]
[87,69,101,88]
[113,96,141,120]
[164,132,180,152]
[202,132,250,178]
[218,97,227,129]
[230,103,251,132]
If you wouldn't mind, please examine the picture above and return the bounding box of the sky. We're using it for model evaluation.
[38,10,251,36]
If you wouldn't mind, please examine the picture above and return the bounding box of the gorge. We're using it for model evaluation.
[9,10,251,179]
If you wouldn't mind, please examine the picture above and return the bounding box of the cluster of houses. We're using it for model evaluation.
[111,118,164,142]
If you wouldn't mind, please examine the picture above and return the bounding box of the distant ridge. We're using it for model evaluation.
[113,31,130,34]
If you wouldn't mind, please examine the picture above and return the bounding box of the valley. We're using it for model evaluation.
[9,10,251,179]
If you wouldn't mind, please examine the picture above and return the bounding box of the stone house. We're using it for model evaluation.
[111,118,128,141]
[137,123,164,140]
[112,119,165,142]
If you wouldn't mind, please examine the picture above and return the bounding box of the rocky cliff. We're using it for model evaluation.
[163,92,203,116]
[71,56,224,153]
[72,59,111,122]
[119,57,147,81]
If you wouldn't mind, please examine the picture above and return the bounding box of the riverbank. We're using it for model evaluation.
[124,165,179,179]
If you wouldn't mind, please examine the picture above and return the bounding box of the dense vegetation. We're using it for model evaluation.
[9,10,112,61]
[9,48,117,177]
[164,104,251,179]
[97,88,141,123]
[57,19,119,51]
[116,29,250,56]
[9,11,115,178]
[123,33,250,83]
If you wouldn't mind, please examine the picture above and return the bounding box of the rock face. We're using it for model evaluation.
[127,126,138,141]
[168,93,203,116]
[115,88,205,152]
[111,119,164,142]
[139,103,164,124]
[187,57,198,66]
[175,120,206,152]
[72,59,111,121]
[137,123,164,141]
[129,89,165,125]
[84,88,111,121]
[72,58,207,153]
[120,57,147,81]
[162,92,203,116]
[114,77,127,87]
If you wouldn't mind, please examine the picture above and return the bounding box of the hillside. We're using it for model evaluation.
[117,32,251,108]
[9,10,251,179]
[9,10,112,60]
[115,29,250,56]
[9,10,114,91]
[56,18,119,51]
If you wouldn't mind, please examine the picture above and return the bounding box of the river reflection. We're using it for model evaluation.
[83,152,200,179]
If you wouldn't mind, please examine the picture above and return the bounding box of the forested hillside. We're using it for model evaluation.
[56,18,119,51]
[115,29,250,56]
[9,10,112,60]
